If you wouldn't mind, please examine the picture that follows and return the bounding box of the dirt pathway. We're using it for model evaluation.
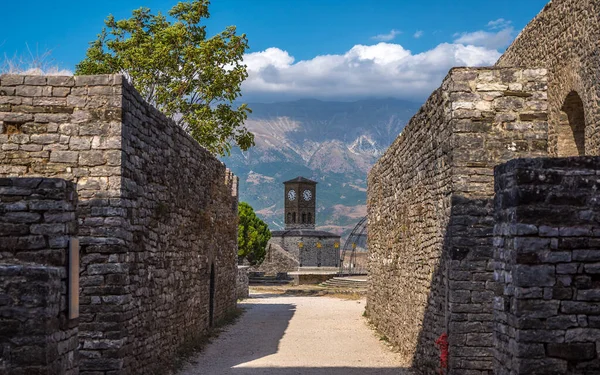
[178,293,413,374]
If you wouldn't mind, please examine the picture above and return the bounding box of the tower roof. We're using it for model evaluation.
[283,176,317,184]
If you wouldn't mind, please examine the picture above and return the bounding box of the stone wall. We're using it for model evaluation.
[494,157,600,374]
[367,67,549,374]
[269,230,340,268]
[367,80,452,373]
[0,74,239,374]
[120,78,239,373]
[496,0,600,157]
[0,178,78,375]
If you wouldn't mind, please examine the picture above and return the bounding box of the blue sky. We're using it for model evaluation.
[2,0,549,102]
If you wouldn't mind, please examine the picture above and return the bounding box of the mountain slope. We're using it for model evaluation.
[222,98,420,239]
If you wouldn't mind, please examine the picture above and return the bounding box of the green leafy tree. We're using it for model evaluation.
[75,0,253,156]
[238,202,271,265]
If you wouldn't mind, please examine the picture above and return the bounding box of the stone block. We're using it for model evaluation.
[546,343,596,361]
[50,151,79,164]
[513,265,555,287]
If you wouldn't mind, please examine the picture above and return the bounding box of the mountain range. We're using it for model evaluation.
[221,98,421,240]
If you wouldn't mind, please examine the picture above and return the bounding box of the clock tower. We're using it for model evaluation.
[283,176,317,230]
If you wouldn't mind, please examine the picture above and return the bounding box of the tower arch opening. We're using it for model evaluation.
[557,91,586,156]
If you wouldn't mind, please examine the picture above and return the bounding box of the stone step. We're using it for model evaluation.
[249,279,293,285]
[320,277,368,289]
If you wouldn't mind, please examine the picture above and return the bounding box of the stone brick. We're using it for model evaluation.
[50,151,79,164]
[546,343,596,361]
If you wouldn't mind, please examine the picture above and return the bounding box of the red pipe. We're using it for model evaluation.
[435,333,449,374]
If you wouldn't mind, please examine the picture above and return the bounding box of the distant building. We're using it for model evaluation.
[258,176,340,273]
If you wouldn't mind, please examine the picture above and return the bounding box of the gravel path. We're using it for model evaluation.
[178,293,413,375]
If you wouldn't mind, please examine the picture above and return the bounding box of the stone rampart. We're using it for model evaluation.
[0,177,78,375]
[494,157,600,374]
[0,74,239,374]
[496,0,600,157]
[367,67,548,374]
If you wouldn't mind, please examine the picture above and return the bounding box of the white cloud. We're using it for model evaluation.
[453,26,514,50]
[242,42,501,102]
[453,18,515,50]
[371,29,402,42]
[487,18,512,30]
[240,19,520,102]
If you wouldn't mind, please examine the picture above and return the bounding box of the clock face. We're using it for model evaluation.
[287,189,296,201]
[303,190,312,201]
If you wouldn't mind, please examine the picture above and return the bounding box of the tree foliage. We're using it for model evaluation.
[238,202,271,265]
[75,0,254,156]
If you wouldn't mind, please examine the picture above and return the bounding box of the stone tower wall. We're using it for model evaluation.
[496,0,600,156]
[0,74,239,374]
[494,157,600,374]
[367,67,548,374]
[0,178,79,375]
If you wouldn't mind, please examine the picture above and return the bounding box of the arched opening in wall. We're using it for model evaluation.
[302,213,306,224]
[209,263,215,327]
[287,212,291,223]
[292,212,296,223]
[557,91,586,156]
[308,213,312,224]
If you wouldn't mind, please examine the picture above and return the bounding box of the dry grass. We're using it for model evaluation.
[1,44,72,75]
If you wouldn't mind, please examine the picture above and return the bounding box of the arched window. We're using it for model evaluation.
[287,212,291,223]
[302,213,306,224]
[292,212,296,223]
[307,212,312,224]
[557,91,586,156]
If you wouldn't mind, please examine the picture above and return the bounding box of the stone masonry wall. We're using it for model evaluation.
[269,232,339,268]
[367,75,453,373]
[445,68,549,375]
[0,178,78,375]
[0,74,239,374]
[120,80,239,373]
[0,74,127,373]
[367,67,548,374]
[494,157,600,374]
[496,0,600,156]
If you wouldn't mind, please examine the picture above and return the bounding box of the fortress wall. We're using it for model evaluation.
[367,75,453,372]
[0,74,129,373]
[496,0,600,156]
[367,67,548,374]
[0,74,239,374]
[0,178,79,375]
[494,157,600,374]
[120,80,239,373]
